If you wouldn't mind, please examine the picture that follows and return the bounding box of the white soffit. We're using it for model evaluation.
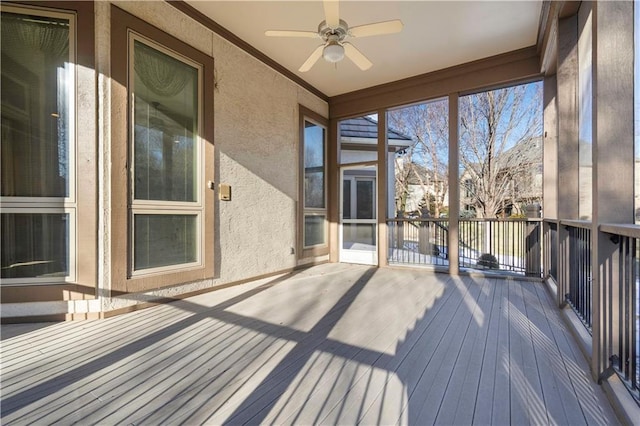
[185,1,542,97]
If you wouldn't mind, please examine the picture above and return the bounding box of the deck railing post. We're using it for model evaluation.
[418,221,428,255]
[558,224,570,308]
[525,221,541,277]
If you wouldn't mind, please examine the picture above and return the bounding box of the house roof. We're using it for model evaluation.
[498,137,543,168]
[340,116,412,142]
[407,163,446,185]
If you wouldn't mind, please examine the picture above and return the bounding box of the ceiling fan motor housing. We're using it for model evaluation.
[318,19,348,42]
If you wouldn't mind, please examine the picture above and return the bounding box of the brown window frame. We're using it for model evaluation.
[0,1,97,303]
[298,106,329,259]
[110,5,214,294]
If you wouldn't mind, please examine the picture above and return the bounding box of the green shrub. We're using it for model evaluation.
[477,253,499,269]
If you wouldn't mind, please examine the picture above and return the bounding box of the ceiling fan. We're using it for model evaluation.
[265,0,403,72]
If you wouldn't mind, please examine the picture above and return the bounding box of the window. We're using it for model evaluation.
[464,179,474,199]
[299,107,328,256]
[1,6,76,284]
[129,36,202,275]
[110,6,214,292]
[459,82,543,219]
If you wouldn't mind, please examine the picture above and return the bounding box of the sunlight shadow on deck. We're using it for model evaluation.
[0,264,618,425]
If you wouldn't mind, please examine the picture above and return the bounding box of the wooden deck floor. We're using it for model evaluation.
[1,264,618,425]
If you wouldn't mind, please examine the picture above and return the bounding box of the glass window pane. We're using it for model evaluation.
[304,121,325,208]
[388,100,448,219]
[304,215,325,247]
[134,214,197,271]
[1,12,71,198]
[356,180,375,219]
[338,114,380,165]
[343,179,352,219]
[342,223,376,250]
[459,82,542,219]
[133,40,198,202]
[1,213,69,278]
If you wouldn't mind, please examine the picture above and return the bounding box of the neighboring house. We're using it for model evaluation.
[339,116,412,217]
[460,137,543,217]
[395,160,448,217]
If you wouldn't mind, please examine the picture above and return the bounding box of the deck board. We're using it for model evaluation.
[434,277,496,425]
[0,264,619,425]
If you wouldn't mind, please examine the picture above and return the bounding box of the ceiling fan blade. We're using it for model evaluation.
[349,20,404,38]
[323,0,340,28]
[265,30,319,38]
[343,42,372,71]
[299,45,325,72]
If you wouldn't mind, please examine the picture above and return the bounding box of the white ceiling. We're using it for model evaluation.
[185,1,542,97]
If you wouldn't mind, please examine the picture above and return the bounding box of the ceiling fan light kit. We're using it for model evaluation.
[323,39,344,63]
[265,0,403,72]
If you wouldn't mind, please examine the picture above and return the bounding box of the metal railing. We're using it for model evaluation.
[543,220,558,281]
[562,221,592,331]
[387,219,448,267]
[600,224,640,402]
[387,218,542,276]
[458,219,542,277]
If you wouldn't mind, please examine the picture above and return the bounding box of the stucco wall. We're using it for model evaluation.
[98,1,328,311]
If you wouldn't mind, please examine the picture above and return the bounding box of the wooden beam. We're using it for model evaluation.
[329,47,541,119]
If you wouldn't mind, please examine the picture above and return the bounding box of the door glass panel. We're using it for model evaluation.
[133,40,198,203]
[342,223,376,250]
[1,12,71,198]
[343,180,351,219]
[134,214,197,270]
[1,213,69,278]
[356,180,375,219]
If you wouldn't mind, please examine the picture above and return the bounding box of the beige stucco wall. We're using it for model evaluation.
[98,1,327,312]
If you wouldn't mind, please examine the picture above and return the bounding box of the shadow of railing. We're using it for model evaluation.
[1,265,615,425]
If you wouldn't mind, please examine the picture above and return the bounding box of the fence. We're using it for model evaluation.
[387,218,541,277]
[562,221,593,331]
[387,219,448,267]
[543,220,558,281]
[600,224,640,402]
[458,219,542,277]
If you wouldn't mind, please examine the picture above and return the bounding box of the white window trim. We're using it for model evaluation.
[128,32,205,277]
[0,5,77,286]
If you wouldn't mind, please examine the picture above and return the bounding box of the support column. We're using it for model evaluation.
[377,110,388,267]
[592,0,634,380]
[448,94,459,274]
[543,74,558,220]
[556,14,579,307]
[328,118,339,263]
[543,74,561,298]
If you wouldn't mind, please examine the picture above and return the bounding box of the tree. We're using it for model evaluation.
[388,99,449,217]
[392,145,414,215]
[459,83,542,218]
[388,83,542,219]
